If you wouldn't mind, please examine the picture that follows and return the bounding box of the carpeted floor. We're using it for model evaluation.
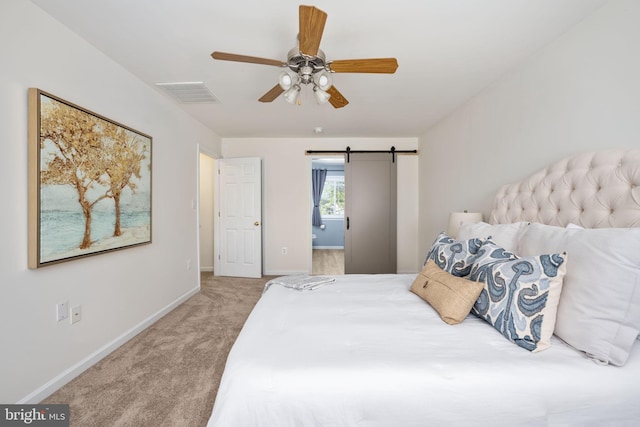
[42,273,269,427]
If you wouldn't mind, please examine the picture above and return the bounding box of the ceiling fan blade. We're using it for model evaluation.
[211,51,286,67]
[329,58,399,74]
[258,84,285,103]
[327,86,349,109]
[299,5,327,57]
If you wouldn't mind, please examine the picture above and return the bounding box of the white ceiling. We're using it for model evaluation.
[30,0,609,138]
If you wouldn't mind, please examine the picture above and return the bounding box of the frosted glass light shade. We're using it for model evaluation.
[447,211,483,238]
[283,85,300,104]
[313,87,331,104]
[279,72,294,90]
[313,71,332,90]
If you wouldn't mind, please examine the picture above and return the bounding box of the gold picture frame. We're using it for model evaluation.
[28,88,152,268]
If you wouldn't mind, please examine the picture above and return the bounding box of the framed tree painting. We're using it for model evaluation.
[28,88,152,268]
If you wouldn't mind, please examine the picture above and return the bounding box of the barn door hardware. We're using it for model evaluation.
[306,146,416,163]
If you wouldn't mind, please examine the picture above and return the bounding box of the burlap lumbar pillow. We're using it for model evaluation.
[410,259,484,325]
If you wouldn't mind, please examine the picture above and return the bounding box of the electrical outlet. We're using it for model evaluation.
[187,259,192,270]
[281,247,287,255]
[71,305,81,324]
[56,302,68,322]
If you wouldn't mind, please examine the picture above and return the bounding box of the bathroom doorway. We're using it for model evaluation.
[311,157,345,275]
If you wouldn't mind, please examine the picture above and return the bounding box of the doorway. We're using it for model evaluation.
[198,148,216,283]
[311,157,345,275]
[310,152,398,274]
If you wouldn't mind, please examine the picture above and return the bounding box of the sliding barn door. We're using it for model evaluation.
[344,153,397,274]
[217,157,262,278]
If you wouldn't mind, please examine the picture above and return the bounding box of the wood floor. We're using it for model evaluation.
[312,249,344,275]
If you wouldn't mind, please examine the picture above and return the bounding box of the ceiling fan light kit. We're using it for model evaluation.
[279,69,332,105]
[211,5,398,109]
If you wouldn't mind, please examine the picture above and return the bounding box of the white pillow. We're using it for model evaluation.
[517,223,640,366]
[565,223,584,229]
[457,221,529,253]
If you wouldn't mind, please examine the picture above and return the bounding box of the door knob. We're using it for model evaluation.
[254,221,260,226]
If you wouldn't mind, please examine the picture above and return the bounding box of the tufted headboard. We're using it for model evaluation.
[489,149,640,228]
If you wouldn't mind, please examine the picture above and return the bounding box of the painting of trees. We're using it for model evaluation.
[101,122,148,237]
[28,89,152,268]
[39,99,110,249]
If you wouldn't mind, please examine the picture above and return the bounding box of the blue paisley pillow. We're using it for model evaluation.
[470,246,567,352]
[425,232,484,277]
[469,239,518,274]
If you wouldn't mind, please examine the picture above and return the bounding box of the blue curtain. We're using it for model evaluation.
[312,169,328,227]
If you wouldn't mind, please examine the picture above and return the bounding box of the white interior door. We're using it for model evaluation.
[217,157,262,278]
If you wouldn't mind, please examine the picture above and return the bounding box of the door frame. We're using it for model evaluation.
[197,144,219,285]
[307,155,346,274]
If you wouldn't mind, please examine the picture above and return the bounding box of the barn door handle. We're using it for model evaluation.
[346,217,350,230]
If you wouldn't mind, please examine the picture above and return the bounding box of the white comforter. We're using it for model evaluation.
[207,274,640,427]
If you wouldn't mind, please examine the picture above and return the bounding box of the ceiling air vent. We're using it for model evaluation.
[155,81,220,104]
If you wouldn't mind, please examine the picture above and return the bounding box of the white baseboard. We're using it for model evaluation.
[312,246,344,250]
[19,286,200,404]
[267,270,417,276]
[200,266,214,272]
[264,270,309,276]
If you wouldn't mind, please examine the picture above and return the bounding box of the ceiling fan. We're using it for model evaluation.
[211,5,398,108]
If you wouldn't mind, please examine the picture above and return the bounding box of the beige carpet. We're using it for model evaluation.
[42,273,269,427]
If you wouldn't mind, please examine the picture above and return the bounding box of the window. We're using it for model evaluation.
[320,175,345,217]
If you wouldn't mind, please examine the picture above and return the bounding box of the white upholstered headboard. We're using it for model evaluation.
[490,149,640,228]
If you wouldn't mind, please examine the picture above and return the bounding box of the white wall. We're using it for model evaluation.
[0,0,221,403]
[222,138,420,275]
[418,0,640,258]
[199,153,216,272]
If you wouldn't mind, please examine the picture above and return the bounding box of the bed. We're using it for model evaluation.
[207,149,640,426]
